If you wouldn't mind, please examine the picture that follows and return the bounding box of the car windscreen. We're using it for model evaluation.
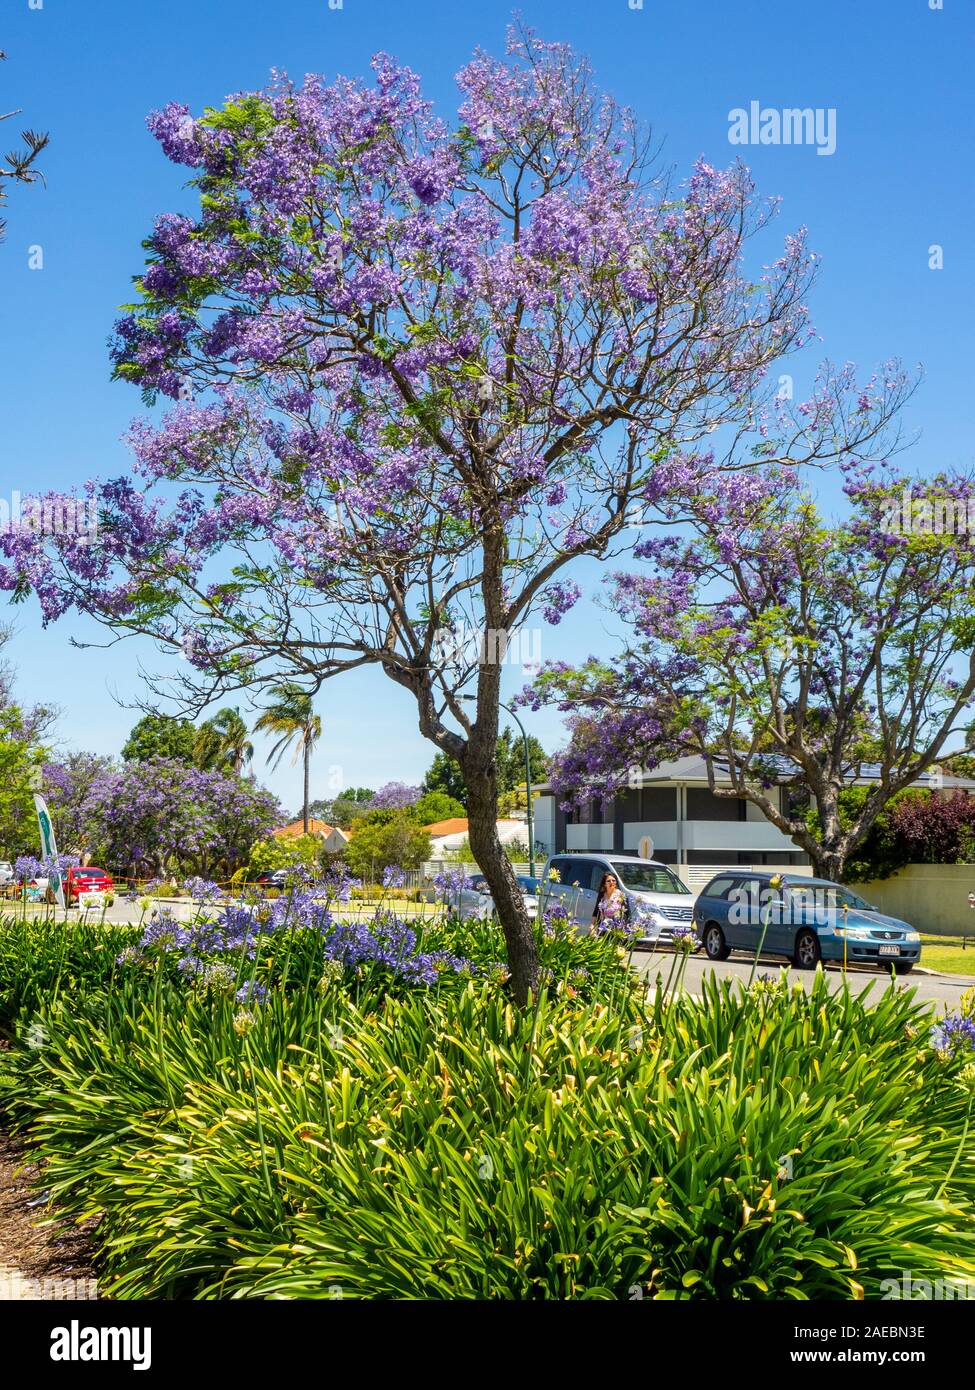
[790,882,872,913]
[610,862,690,894]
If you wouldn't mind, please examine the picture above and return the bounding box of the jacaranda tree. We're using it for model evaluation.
[0,30,908,997]
[529,465,975,882]
[84,756,281,879]
[42,750,118,858]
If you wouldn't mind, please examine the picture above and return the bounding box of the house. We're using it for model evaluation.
[272,818,350,855]
[422,817,530,855]
[532,756,975,890]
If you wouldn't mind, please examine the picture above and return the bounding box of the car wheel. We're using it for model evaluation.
[703,922,731,961]
[793,929,821,970]
[893,961,914,976]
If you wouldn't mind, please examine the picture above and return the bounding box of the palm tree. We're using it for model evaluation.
[254,685,322,833]
[194,707,255,776]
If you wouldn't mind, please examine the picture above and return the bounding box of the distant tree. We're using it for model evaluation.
[254,685,321,834]
[413,789,466,824]
[0,50,49,243]
[534,468,975,883]
[495,726,549,794]
[0,625,55,855]
[85,757,281,879]
[306,789,375,827]
[194,706,254,774]
[423,726,547,807]
[245,832,323,880]
[122,713,197,764]
[422,752,467,805]
[369,782,422,811]
[41,751,117,859]
[344,811,431,881]
[0,703,47,857]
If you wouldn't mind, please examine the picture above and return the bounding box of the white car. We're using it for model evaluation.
[467,875,542,921]
[0,861,13,885]
[542,854,698,945]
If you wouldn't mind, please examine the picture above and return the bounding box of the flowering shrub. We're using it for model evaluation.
[1,954,973,1300]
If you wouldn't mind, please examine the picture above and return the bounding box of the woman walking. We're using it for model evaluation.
[591,872,627,932]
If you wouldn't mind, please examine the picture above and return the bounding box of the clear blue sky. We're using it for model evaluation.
[0,0,972,812]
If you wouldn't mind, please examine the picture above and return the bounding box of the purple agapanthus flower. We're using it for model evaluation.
[930,1013,975,1056]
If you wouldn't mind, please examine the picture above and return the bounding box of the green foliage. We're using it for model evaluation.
[0,914,972,1300]
[413,789,465,824]
[193,707,254,774]
[307,789,374,828]
[245,834,323,877]
[422,750,466,803]
[806,786,920,883]
[344,811,432,878]
[944,752,975,781]
[423,726,548,808]
[121,713,197,764]
[253,685,321,771]
[0,703,47,857]
[0,916,137,1037]
[445,835,531,864]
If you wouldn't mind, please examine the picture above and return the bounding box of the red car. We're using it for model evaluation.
[45,866,115,904]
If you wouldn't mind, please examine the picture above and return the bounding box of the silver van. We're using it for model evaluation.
[540,853,696,945]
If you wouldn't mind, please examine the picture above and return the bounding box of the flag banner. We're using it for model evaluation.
[33,793,65,910]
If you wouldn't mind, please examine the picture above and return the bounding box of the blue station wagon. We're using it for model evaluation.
[693,871,922,974]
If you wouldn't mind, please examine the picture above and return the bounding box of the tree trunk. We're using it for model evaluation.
[303,741,310,835]
[461,737,539,1006]
[805,847,844,882]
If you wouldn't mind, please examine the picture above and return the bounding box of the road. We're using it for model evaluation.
[635,945,971,1009]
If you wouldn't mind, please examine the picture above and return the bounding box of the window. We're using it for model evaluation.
[548,856,596,889]
[564,859,599,891]
[610,861,690,895]
[699,876,738,899]
[640,787,677,820]
[686,788,746,822]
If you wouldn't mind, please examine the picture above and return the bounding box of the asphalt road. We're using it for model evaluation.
[635,945,971,1009]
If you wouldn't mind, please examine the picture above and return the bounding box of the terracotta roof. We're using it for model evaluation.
[422,818,469,836]
[273,818,336,839]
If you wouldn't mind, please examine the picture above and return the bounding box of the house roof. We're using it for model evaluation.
[423,818,469,837]
[273,818,346,839]
[533,755,975,795]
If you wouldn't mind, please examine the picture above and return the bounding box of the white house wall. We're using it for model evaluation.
[565,823,614,851]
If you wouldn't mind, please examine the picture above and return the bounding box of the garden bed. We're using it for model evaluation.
[0,898,974,1300]
[0,1128,99,1300]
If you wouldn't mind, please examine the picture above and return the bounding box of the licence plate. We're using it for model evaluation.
[878,944,901,957]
